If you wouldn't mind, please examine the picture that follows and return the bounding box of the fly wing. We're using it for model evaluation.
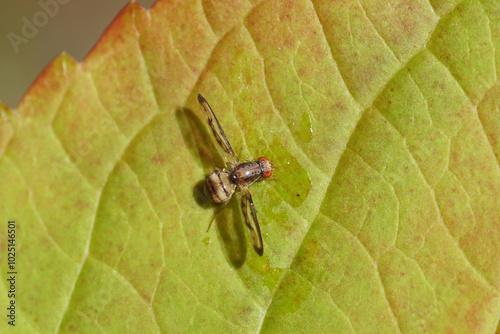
[241,188,264,256]
[198,94,238,164]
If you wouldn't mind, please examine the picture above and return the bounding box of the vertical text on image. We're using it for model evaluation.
[6,220,16,326]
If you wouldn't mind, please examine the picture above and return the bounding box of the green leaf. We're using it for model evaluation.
[1,0,499,332]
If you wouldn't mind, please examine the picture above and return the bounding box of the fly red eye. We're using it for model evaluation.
[258,157,274,178]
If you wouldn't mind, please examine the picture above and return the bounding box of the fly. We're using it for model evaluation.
[198,93,275,256]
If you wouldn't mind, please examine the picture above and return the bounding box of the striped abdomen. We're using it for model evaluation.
[205,171,236,203]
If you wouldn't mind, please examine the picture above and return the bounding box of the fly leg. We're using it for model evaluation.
[206,200,230,232]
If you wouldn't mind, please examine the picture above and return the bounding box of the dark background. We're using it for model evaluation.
[0,0,157,108]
